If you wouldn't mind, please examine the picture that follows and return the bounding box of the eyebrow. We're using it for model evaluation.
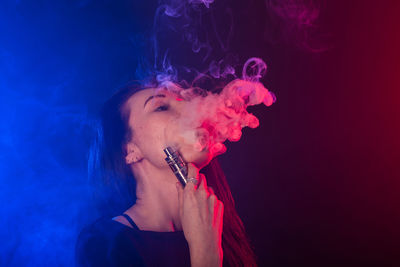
[143,94,166,108]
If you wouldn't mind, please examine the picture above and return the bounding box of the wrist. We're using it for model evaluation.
[189,242,223,267]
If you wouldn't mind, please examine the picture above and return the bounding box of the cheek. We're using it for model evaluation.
[137,116,168,143]
[136,119,171,165]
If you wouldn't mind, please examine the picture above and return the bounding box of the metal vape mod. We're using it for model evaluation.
[163,146,188,187]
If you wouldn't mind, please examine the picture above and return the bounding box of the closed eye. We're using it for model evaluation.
[154,104,169,112]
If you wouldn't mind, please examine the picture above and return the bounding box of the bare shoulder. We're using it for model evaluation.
[112,215,133,228]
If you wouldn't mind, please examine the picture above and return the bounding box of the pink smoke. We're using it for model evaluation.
[161,57,276,160]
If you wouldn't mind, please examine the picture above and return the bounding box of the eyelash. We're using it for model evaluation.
[154,104,169,112]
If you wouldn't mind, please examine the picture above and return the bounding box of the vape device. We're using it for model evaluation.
[164,146,188,187]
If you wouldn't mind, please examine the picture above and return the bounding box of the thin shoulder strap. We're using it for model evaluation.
[121,213,140,230]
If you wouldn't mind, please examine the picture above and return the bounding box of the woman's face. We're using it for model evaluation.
[122,87,212,169]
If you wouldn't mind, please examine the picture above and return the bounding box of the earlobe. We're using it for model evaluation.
[125,153,135,164]
[124,142,142,164]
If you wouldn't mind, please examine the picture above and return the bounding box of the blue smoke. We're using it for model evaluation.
[0,1,146,265]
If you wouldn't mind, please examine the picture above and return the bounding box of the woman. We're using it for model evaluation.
[75,81,257,266]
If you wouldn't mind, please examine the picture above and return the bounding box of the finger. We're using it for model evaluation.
[208,186,214,197]
[186,177,200,189]
[212,200,222,226]
[197,173,208,193]
[216,200,224,234]
[183,178,196,196]
[186,162,199,181]
[208,193,217,215]
[196,174,210,201]
[216,200,224,222]
[176,182,184,212]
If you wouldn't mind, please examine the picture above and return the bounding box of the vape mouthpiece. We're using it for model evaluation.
[164,146,188,186]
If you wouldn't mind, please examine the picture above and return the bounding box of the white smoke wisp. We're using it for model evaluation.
[161,57,276,160]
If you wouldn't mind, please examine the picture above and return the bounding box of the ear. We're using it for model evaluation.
[124,142,143,165]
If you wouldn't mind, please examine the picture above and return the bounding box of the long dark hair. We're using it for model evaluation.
[88,81,257,266]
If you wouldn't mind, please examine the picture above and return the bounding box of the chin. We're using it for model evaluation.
[179,147,212,169]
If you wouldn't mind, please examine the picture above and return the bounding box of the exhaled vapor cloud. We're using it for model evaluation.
[159,57,276,160]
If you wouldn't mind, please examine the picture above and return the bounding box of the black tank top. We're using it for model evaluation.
[121,213,140,230]
[75,215,192,266]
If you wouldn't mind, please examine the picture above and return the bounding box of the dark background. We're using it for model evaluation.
[221,1,400,266]
[0,0,399,266]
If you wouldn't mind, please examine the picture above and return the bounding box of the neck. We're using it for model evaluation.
[124,159,188,232]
